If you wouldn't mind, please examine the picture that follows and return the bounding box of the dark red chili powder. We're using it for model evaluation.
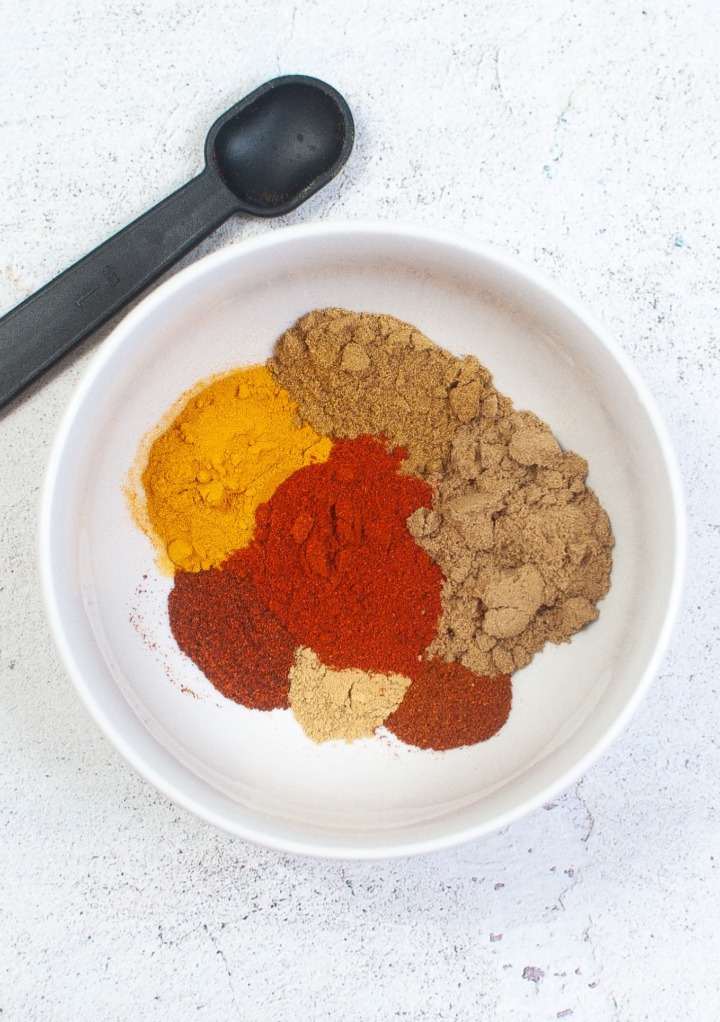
[227,435,444,680]
[384,659,512,750]
[168,568,294,710]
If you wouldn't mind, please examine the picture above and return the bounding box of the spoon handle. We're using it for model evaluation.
[0,171,240,410]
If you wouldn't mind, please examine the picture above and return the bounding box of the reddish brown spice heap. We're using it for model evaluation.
[168,569,295,710]
[384,659,512,750]
[228,435,444,680]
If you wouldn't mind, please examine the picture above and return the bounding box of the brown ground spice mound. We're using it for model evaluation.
[269,307,496,478]
[408,411,613,675]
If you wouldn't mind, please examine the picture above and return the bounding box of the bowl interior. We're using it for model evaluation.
[42,225,682,857]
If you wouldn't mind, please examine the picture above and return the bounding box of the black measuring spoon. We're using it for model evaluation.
[0,75,354,410]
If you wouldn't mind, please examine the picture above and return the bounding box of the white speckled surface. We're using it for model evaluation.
[1,1,717,1019]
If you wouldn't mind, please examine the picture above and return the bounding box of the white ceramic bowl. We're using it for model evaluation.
[40,222,685,858]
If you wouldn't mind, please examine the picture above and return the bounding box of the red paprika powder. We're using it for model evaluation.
[384,659,512,750]
[168,568,295,710]
[227,435,443,680]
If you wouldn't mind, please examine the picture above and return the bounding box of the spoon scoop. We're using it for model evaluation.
[0,75,354,410]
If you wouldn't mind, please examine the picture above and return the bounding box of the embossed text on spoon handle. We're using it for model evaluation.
[0,171,240,410]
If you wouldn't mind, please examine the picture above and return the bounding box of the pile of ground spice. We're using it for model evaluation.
[288,647,411,743]
[384,659,512,751]
[270,308,614,678]
[408,412,613,674]
[227,434,443,680]
[140,365,331,572]
[168,568,295,711]
[270,308,496,478]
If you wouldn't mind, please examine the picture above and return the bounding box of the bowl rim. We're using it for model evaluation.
[39,219,687,859]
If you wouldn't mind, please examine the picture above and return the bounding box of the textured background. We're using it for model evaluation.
[1,1,718,1019]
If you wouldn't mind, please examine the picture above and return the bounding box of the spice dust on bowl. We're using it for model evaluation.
[40,224,684,858]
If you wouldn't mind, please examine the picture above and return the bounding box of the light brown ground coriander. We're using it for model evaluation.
[288,647,412,743]
[269,308,496,477]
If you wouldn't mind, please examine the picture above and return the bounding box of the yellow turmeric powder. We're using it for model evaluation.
[141,364,332,572]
